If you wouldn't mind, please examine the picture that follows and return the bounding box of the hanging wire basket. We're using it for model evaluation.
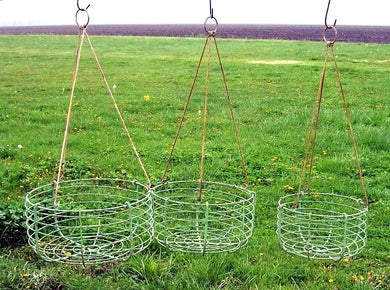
[153,181,255,253]
[25,178,153,265]
[153,9,255,254]
[25,8,153,265]
[277,192,367,260]
[277,23,368,260]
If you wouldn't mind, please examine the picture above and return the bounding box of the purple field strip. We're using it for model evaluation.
[1,24,390,43]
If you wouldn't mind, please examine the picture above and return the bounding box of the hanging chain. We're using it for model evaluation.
[162,5,248,201]
[54,2,151,205]
[293,24,368,208]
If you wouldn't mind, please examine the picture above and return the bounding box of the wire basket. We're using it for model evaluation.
[277,192,367,260]
[25,178,153,265]
[152,181,255,254]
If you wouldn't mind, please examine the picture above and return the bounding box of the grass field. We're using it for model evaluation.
[1,34,390,289]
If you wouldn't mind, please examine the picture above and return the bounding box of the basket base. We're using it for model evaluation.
[25,179,153,265]
[156,227,248,254]
[33,234,137,265]
[152,181,256,254]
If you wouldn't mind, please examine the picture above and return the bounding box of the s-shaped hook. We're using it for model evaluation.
[325,0,337,28]
[77,0,90,11]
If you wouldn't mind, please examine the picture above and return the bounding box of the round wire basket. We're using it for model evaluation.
[277,192,367,260]
[152,181,255,254]
[25,178,153,265]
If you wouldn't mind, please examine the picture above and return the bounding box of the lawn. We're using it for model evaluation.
[0,34,389,289]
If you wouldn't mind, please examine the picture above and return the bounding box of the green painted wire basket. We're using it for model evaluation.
[152,181,255,254]
[25,178,153,265]
[277,192,367,260]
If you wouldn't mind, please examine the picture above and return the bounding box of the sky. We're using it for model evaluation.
[0,0,389,27]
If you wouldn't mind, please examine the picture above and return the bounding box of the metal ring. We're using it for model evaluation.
[75,9,90,28]
[204,16,218,35]
[322,25,338,46]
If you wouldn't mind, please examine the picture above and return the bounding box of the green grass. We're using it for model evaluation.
[1,34,390,289]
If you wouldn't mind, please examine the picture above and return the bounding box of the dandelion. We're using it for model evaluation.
[143,94,150,101]
[342,258,349,263]
[64,251,72,256]
[367,270,374,282]
[258,252,264,256]
[215,200,220,204]
[328,176,333,181]
[358,275,364,281]
[271,156,278,162]
[328,278,334,283]
[17,144,23,149]
[283,184,294,191]
[322,150,327,156]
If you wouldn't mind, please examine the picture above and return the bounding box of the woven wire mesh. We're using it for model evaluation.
[277,192,367,260]
[152,181,255,254]
[25,178,153,265]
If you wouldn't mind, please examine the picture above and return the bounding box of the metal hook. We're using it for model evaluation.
[325,0,337,28]
[77,0,90,11]
[209,0,214,18]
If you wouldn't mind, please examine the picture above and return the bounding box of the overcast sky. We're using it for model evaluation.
[0,0,389,26]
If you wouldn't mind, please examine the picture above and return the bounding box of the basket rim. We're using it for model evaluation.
[25,178,152,211]
[278,192,368,218]
[152,180,254,206]
[279,192,366,204]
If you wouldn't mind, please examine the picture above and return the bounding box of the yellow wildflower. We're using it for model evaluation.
[143,94,150,101]
[322,150,327,156]
[328,278,334,283]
